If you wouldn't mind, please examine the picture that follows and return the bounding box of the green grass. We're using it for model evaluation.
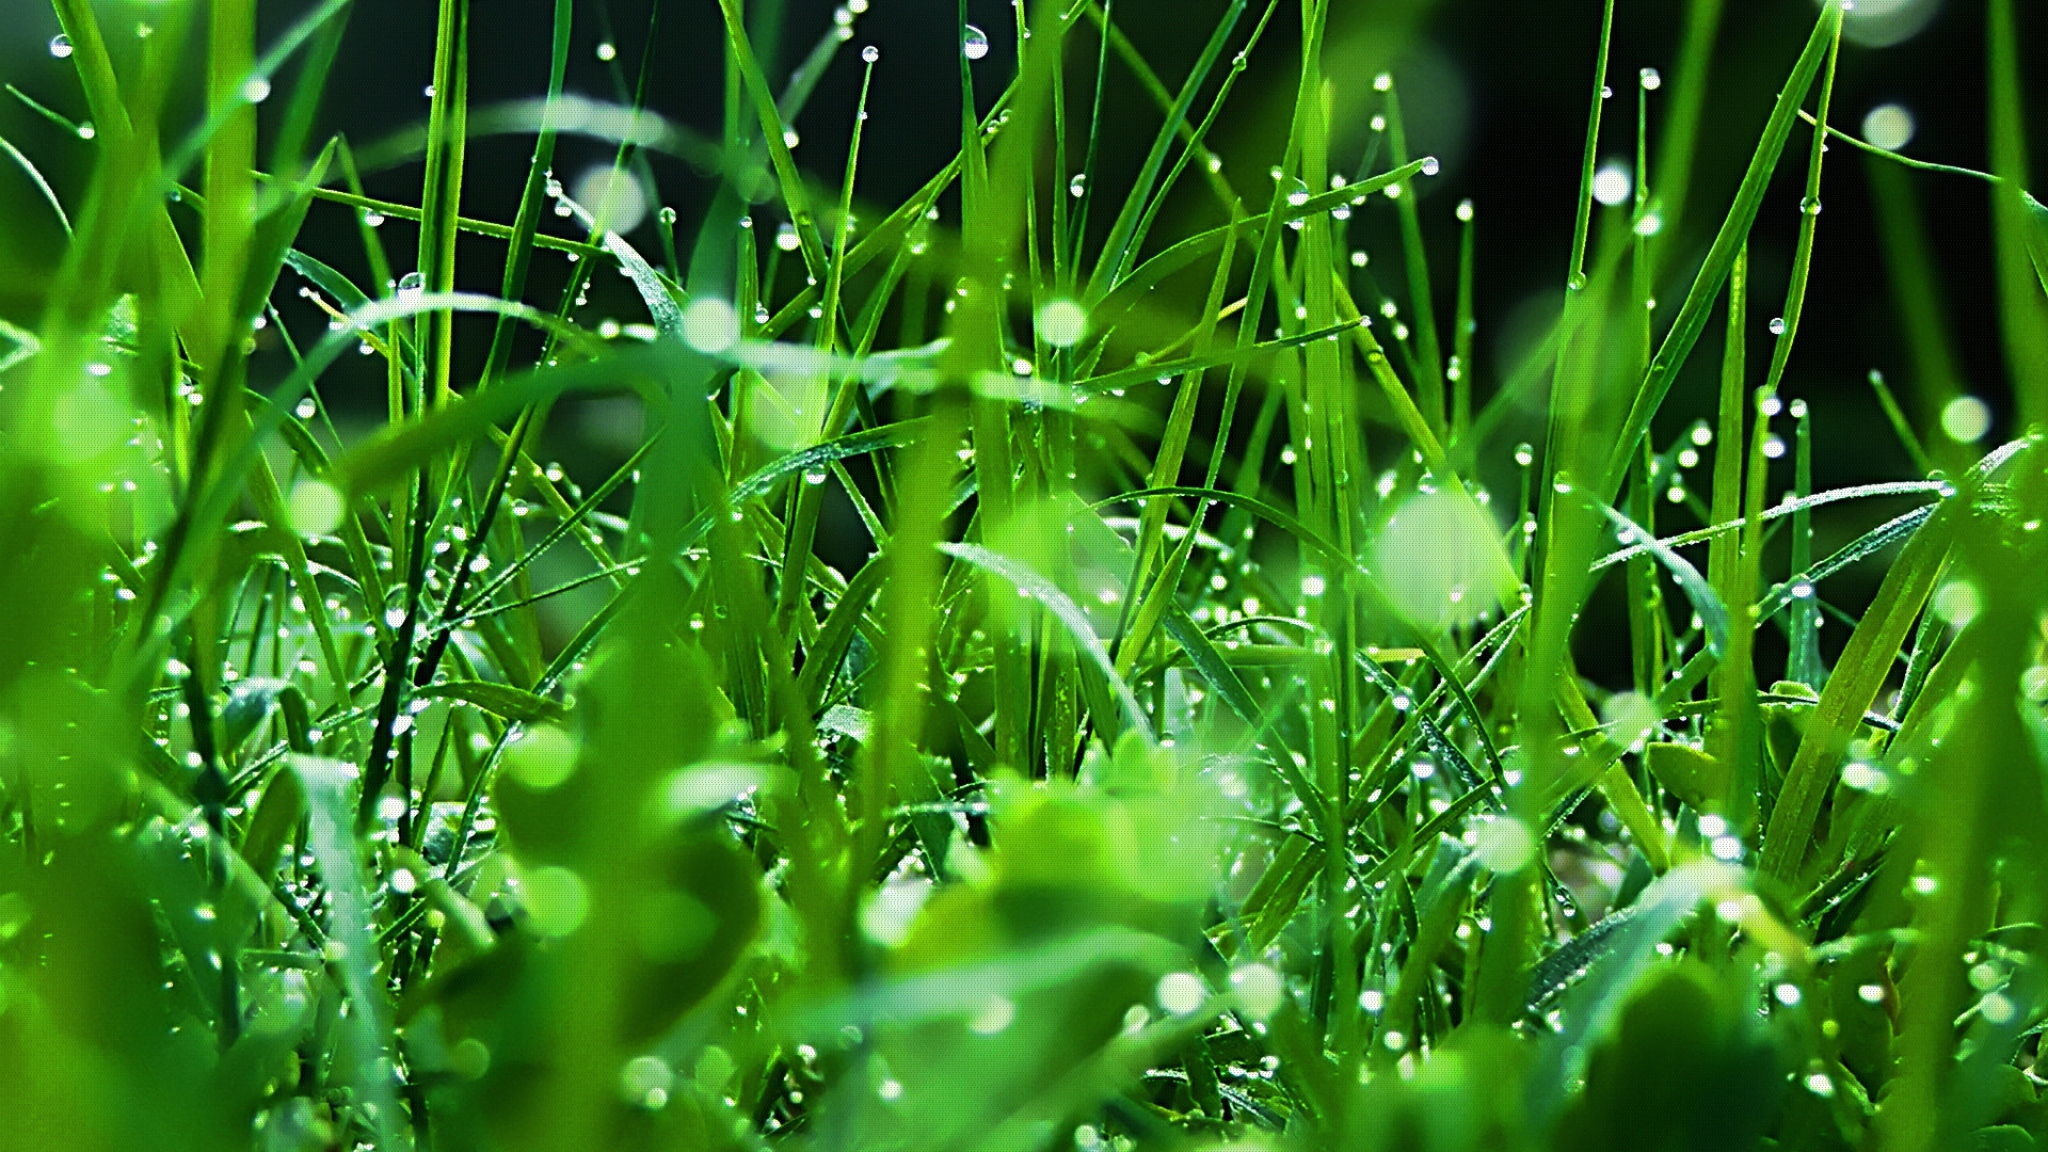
[2,0,2047,1149]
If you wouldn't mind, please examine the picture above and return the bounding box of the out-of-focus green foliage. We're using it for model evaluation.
[2,0,2047,1149]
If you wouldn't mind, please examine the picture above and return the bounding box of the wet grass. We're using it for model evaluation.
[2,0,2047,1150]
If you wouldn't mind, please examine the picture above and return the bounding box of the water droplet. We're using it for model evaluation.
[1471,816,1535,872]
[1455,198,1474,222]
[1068,173,1086,198]
[1639,67,1662,90]
[241,77,271,103]
[1229,964,1285,1019]
[1037,298,1088,348]
[1862,102,1915,151]
[1373,72,1393,92]
[962,24,989,60]
[1592,160,1632,206]
[860,44,881,64]
[49,34,73,59]
[77,122,96,140]
[1419,155,1440,176]
[1600,84,1614,99]
[1940,395,1991,443]
[1768,316,1787,336]
[573,166,650,233]
[596,41,617,61]
[1156,972,1205,1015]
[396,271,426,301]
[681,296,740,354]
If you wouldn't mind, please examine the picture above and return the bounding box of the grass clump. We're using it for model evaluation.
[2,1,2047,1150]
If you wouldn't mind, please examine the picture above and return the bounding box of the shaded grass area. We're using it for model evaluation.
[2,1,2048,1150]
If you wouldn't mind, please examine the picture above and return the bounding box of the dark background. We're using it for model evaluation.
[2,0,2031,479]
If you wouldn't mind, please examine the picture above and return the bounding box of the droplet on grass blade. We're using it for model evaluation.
[1470,815,1536,872]
[287,480,346,537]
[1862,102,1915,150]
[1229,964,1285,1020]
[506,726,579,791]
[681,297,740,353]
[1157,972,1206,1015]
[1940,395,1990,443]
[572,165,649,234]
[1036,298,1088,348]
[1592,161,1632,206]
[962,24,989,60]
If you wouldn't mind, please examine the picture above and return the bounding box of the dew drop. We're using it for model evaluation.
[1037,298,1088,348]
[1639,67,1662,90]
[861,44,880,64]
[1592,160,1632,206]
[396,271,426,300]
[1862,103,1915,151]
[1940,395,1991,443]
[49,34,73,59]
[596,41,617,61]
[1768,317,1787,336]
[962,24,989,60]
[681,297,741,354]
[1156,972,1205,1015]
